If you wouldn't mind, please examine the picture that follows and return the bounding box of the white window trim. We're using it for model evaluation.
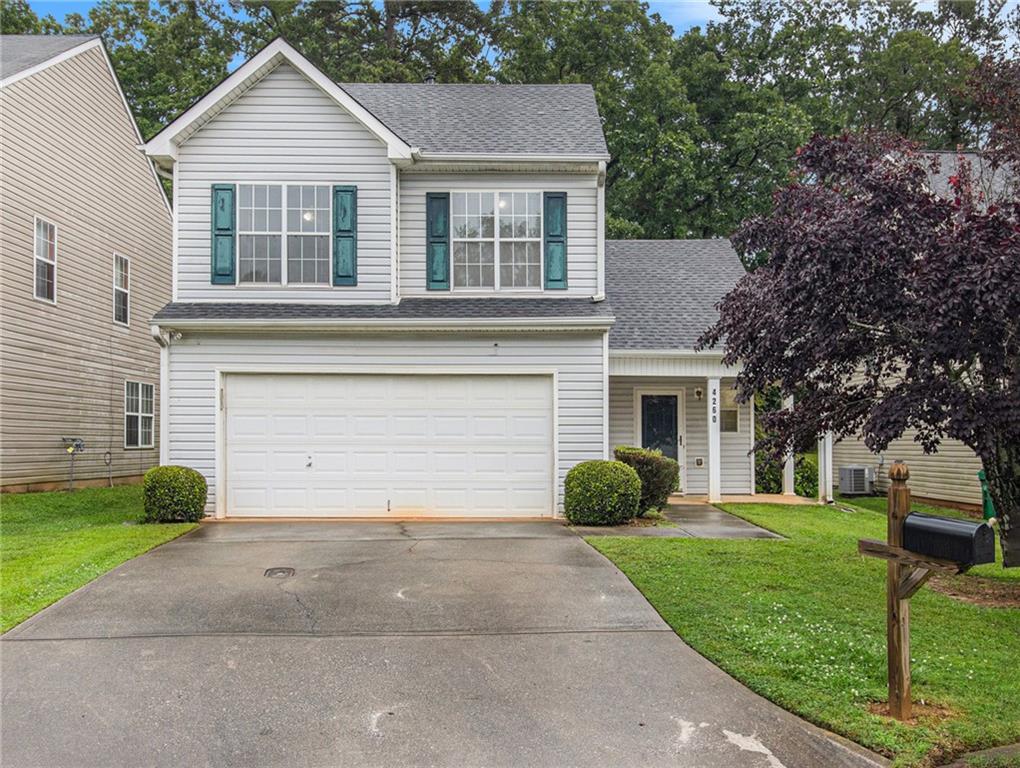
[113,253,130,327]
[124,380,155,449]
[449,190,545,294]
[720,389,741,433]
[33,216,57,305]
[235,183,332,288]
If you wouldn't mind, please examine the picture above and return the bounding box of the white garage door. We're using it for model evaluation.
[225,373,554,518]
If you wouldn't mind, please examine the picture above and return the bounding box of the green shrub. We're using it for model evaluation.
[755,451,819,498]
[142,466,207,523]
[564,460,641,526]
[613,446,679,515]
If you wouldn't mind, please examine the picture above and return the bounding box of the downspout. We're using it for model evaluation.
[150,324,174,466]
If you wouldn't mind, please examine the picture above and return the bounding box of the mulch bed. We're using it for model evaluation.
[930,574,1020,609]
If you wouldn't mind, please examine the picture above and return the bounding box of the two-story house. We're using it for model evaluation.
[143,39,752,518]
[0,35,172,491]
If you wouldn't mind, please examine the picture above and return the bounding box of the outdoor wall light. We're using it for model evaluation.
[694,387,704,401]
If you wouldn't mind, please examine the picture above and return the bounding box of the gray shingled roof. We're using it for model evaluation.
[606,240,746,350]
[0,34,97,80]
[153,297,614,323]
[339,82,609,157]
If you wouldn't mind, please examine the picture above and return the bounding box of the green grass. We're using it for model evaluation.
[589,502,1020,767]
[1,485,196,632]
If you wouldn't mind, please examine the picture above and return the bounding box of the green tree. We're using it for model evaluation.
[0,0,61,34]
[234,1,493,83]
[62,0,239,138]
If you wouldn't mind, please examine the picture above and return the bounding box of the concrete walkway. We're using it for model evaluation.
[2,521,882,768]
[574,503,782,539]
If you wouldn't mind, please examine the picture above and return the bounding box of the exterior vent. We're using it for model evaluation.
[839,465,872,495]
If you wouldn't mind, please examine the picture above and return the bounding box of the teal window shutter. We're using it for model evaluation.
[333,185,357,286]
[210,184,235,285]
[426,192,450,291]
[543,192,567,289]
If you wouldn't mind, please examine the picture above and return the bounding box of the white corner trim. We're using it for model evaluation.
[596,160,606,300]
[142,39,412,162]
[0,37,103,89]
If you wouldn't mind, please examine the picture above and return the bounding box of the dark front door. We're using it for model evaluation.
[641,395,679,461]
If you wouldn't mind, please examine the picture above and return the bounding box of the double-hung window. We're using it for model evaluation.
[113,254,130,325]
[34,217,57,302]
[451,191,542,291]
[237,184,330,285]
[720,389,740,433]
[125,381,154,449]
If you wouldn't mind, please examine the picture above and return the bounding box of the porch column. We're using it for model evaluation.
[782,395,796,495]
[817,430,834,503]
[707,377,722,502]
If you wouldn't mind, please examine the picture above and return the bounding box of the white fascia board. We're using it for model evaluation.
[142,38,412,162]
[415,151,610,163]
[152,316,614,333]
[609,348,726,358]
[0,37,102,88]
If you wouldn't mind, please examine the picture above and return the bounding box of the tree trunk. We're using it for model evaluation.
[983,436,1020,568]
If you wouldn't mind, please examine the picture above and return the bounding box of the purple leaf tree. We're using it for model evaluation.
[700,107,1020,565]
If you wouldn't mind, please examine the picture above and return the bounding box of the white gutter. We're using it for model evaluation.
[151,316,615,333]
[414,152,611,163]
[609,348,726,358]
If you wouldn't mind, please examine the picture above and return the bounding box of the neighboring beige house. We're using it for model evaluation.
[832,434,983,510]
[0,35,172,491]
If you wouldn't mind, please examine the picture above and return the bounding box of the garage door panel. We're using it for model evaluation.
[225,373,553,518]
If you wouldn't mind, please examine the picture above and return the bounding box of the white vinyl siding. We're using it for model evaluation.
[399,172,599,297]
[832,432,983,507]
[166,332,607,514]
[608,376,753,495]
[175,63,392,302]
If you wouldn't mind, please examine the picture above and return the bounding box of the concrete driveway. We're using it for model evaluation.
[1,521,884,768]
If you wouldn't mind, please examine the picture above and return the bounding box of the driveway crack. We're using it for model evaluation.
[276,580,318,633]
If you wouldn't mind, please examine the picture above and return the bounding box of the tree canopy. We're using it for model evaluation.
[3,0,1017,239]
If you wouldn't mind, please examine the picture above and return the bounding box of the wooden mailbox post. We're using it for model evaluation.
[857,462,971,721]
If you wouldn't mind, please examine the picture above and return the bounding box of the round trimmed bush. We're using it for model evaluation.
[142,466,208,523]
[564,460,641,526]
[614,446,680,515]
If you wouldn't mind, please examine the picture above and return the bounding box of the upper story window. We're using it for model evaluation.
[237,184,330,285]
[34,217,57,303]
[124,381,154,449]
[113,254,130,325]
[451,191,542,291]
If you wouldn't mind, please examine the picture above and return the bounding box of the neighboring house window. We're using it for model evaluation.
[451,191,543,291]
[113,254,130,325]
[237,184,330,285]
[34,217,57,302]
[125,381,154,449]
[721,389,740,433]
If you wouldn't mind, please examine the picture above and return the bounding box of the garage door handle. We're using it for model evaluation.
[306,456,312,468]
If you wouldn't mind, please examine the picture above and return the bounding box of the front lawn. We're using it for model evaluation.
[1,485,196,632]
[589,502,1020,768]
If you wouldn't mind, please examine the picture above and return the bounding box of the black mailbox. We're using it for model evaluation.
[902,513,995,566]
